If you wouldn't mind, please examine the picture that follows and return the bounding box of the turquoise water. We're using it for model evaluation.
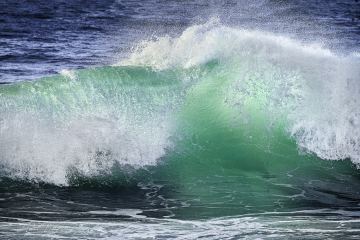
[1,24,360,238]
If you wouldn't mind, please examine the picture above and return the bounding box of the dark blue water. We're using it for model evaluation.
[1,0,360,239]
[1,0,359,83]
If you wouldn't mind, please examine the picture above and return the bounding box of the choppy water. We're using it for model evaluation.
[1,0,360,239]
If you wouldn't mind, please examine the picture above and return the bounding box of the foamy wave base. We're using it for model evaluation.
[2,210,360,239]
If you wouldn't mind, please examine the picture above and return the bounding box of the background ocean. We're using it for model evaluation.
[1,0,360,239]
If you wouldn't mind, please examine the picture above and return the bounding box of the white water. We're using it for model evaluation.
[2,210,360,239]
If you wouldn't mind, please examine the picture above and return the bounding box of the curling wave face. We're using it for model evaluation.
[121,23,360,165]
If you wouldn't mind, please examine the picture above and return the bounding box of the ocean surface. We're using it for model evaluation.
[1,0,360,239]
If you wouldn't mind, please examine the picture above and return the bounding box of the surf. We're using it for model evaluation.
[0,23,360,218]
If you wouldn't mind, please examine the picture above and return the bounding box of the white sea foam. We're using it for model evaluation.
[2,212,360,239]
[0,67,177,185]
[0,111,173,185]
